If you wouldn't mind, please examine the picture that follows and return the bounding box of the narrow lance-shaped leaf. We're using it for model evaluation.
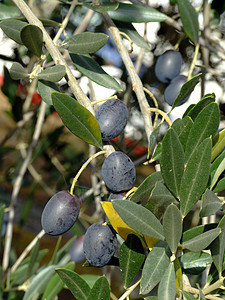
[140,241,171,295]
[42,262,75,300]
[108,3,168,23]
[87,276,110,300]
[200,189,222,218]
[56,268,90,300]
[163,204,182,254]
[0,19,27,44]
[210,215,225,276]
[180,251,212,274]
[112,200,164,240]
[130,171,163,203]
[177,0,199,44]
[185,102,220,163]
[171,116,193,151]
[158,262,176,300]
[9,62,28,80]
[37,80,59,106]
[160,128,184,198]
[182,291,197,300]
[84,0,119,13]
[184,93,215,121]
[70,53,122,91]
[182,228,221,252]
[62,32,108,54]
[148,123,162,158]
[52,92,102,148]
[172,74,201,109]
[211,128,225,161]
[119,234,145,288]
[38,65,66,82]
[20,24,43,57]
[213,177,225,193]
[180,138,212,218]
[210,157,225,190]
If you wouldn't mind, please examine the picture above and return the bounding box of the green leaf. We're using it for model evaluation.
[171,116,193,151]
[63,32,108,54]
[20,24,43,57]
[163,204,182,254]
[177,0,199,44]
[184,93,215,121]
[119,234,145,288]
[23,266,56,300]
[185,101,219,165]
[213,177,225,193]
[148,123,162,158]
[182,228,221,252]
[140,241,170,295]
[158,262,176,300]
[54,235,77,264]
[56,268,91,300]
[80,274,100,288]
[38,65,66,82]
[212,128,225,161]
[112,200,164,240]
[0,19,27,44]
[9,62,28,80]
[200,189,222,218]
[39,18,60,27]
[171,74,201,109]
[0,4,20,19]
[210,215,225,276]
[182,291,197,300]
[108,3,168,23]
[146,182,179,219]
[0,205,5,251]
[180,138,212,217]
[37,80,59,105]
[210,157,225,190]
[87,276,110,300]
[52,92,102,148]
[210,148,225,176]
[182,224,216,243]
[180,251,212,274]
[70,53,122,91]
[116,21,150,50]
[42,262,75,300]
[160,128,185,197]
[130,171,163,203]
[27,239,40,278]
[150,142,162,162]
[84,0,119,13]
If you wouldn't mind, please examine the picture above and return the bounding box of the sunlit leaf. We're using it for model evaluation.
[70,53,122,91]
[38,65,66,82]
[87,276,110,300]
[185,100,219,163]
[130,171,163,203]
[158,262,176,300]
[163,204,182,254]
[160,128,184,197]
[172,74,201,109]
[52,92,102,148]
[112,200,164,240]
[56,268,90,300]
[200,189,222,218]
[180,138,212,217]
[210,157,225,190]
[63,32,108,54]
[119,234,145,288]
[212,128,225,161]
[140,241,170,295]
[108,3,168,23]
[182,228,221,252]
[177,0,199,44]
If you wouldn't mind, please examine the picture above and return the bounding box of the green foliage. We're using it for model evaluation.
[37,65,66,82]
[0,19,27,44]
[20,24,43,57]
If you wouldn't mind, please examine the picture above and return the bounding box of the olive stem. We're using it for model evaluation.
[91,96,118,106]
[10,229,45,274]
[119,31,134,53]
[143,87,159,129]
[118,278,141,300]
[70,150,107,195]
[188,43,200,81]
[147,107,172,127]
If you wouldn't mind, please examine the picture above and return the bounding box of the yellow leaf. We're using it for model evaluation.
[101,201,159,250]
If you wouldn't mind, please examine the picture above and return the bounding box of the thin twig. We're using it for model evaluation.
[12,0,94,113]
[74,9,95,35]
[2,101,47,271]
[188,43,200,81]
[102,13,153,140]
[118,278,141,300]
[10,229,45,273]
